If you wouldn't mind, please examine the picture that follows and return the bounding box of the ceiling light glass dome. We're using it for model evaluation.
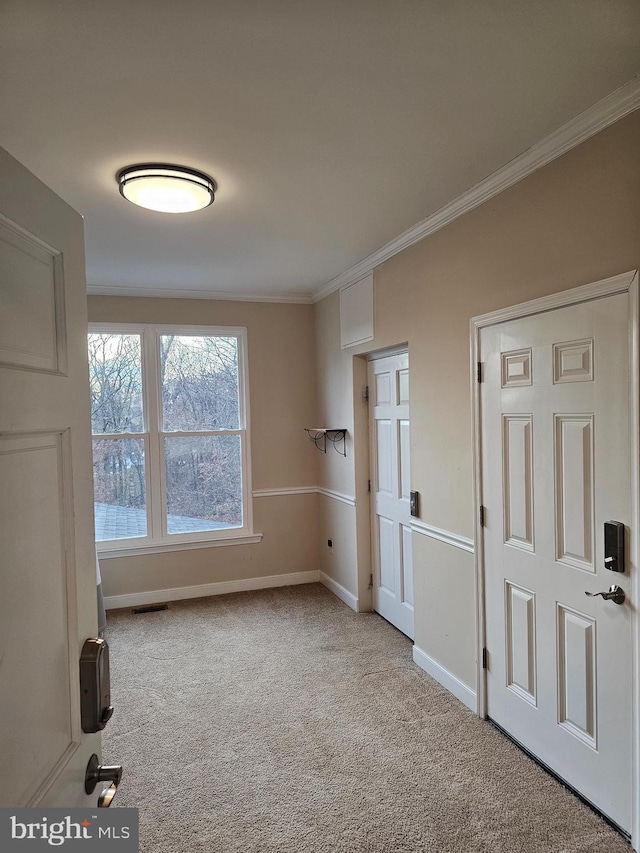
[117,164,216,213]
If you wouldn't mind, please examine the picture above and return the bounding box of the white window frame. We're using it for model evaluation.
[90,323,259,557]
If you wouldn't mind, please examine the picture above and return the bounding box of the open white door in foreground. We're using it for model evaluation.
[479,276,637,835]
[0,146,104,806]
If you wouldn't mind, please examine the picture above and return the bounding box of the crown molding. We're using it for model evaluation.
[86,284,313,304]
[312,74,640,304]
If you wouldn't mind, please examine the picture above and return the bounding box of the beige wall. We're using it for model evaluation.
[88,296,319,598]
[100,494,319,597]
[314,110,640,689]
[313,297,374,609]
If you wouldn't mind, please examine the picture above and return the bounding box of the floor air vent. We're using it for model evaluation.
[132,604,169,614]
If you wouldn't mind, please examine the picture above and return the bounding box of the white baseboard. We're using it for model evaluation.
[319,571,359,612]
[412,645,477,713]
[104,570,320,610]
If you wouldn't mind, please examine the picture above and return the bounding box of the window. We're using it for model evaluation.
[88,324,253,553]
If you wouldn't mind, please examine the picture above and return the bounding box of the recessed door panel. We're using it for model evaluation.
[378,516,395,593]
[0,433,75,805]
[553,339,593,384]
[397,368,410,404]
[401,523,414,608]
[375,372,392,405]
[501,349,532,388]
[557,605,596,748]
[503,415,534,551]
[505,583,536,705]
[399,420,410,501]
[555,415,594,570]
[0,219,64,373]
[376,420,392,494]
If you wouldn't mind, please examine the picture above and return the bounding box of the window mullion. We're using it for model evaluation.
[142,328,165,540]
[238,329,248,431]
[91,431,145,440]
[239,329,252,532]
[160,429,243,438]
[240,430,252,535]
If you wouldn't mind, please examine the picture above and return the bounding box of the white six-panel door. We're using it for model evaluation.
[369,353,414,638]
[480,289,634,832]
[0,147,102,806]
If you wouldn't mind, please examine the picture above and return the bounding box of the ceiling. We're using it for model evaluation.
[1,1,639,303]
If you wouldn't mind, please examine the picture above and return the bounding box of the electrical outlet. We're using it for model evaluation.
[327,539,333,553]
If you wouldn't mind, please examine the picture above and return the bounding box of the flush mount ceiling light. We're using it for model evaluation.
[116,163,216,213]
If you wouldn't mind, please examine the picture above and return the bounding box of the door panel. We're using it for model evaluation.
[481,291,633,831]
[0,432,77,804]
[375,370,392,404]
[376,420,393,494]
[0,147,102,806]
[397,368,410,404]
[502,415,534,549]
[0,217,65,373]
[505,582,536,705]
[557,605,596,747]
[554,415,594,568]
[378,516,396,593]
[401,523,413,608]
[399,420,411,500]
[369,353,414,638]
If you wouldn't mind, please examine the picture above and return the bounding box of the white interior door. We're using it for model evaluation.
[0,147,103,806]
[480,288,635,832]
[369,353,414,638]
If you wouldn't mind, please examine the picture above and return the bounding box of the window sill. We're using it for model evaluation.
[97,532,263,559]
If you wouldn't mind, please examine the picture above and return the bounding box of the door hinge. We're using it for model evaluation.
[369,573,373,589]
[477,361,483,383]
[368,479,371,493]
[364,385,369,403]
[482,647,487,670]
[479,505,486,527]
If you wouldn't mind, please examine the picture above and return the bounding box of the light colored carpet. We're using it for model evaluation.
[103,583,629,852]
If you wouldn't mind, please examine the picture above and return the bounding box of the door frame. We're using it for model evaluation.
[470,269,640,849]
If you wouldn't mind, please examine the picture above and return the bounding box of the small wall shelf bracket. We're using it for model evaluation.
[304,428,347,456]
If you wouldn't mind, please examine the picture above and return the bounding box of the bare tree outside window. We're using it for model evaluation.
[161,335,239,431]
[161,335,242,531]
[89,334,143,434]
[165,435,242,532]
[89,334,146,540]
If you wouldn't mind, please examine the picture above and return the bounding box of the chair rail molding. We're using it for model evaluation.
[410,519,474,554]
[317,487,356,507]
